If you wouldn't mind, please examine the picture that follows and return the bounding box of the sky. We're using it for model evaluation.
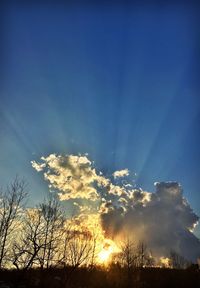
[0,1,200,236]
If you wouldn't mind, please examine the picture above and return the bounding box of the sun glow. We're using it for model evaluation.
[159,257,171,268]
[98,240,120,264]
[65,212,120,265]
[98,246,113,263]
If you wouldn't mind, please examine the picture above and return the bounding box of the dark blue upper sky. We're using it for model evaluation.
[0,2,200,234]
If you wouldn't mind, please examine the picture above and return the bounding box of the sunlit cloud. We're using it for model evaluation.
[32,153,200,262]
[102,182,200,261]
[113,169,129,179]
[32,154,102,201]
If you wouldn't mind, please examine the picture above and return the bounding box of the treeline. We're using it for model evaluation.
[0,265,200,288]
[0,178,198,272]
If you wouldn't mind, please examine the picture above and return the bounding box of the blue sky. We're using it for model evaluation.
[0,2,200,235]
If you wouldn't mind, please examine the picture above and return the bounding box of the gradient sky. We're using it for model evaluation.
[0,2,200,235]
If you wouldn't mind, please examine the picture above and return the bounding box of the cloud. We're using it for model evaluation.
[32,154,103,201]
[101,182,200,261]
[113,169,129,179]
[31,161,46,172]
[32,154,200,261]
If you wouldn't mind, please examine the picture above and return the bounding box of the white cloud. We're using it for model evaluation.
[31,161,46,172]
[113,169,129,179]
[32,154,111,202]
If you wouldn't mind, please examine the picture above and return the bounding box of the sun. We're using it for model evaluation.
[98,247,112,263]
[98,240,120,264]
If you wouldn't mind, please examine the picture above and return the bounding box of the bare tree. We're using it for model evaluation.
[38,197,64,269]
[169,250,190,269]
[11,197,64,270]
[0,177,27,268]
[117,238,137,287]
[119,238,137,270]
[58,228,93,288]
[12,208,44,270]
[57,220,73,267]
[67,229,93,269]
[57,216,99,269]
[118,240,154,269]
[135,241,154,268]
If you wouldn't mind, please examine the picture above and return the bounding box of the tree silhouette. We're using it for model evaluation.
[169,250,190,269]
[38,197,64,269]
[0,177,27,268]
[12,208,44,270]
[67,229,93,268]
[135,241,154,268]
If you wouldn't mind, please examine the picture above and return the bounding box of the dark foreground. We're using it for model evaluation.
[0,266,199,288]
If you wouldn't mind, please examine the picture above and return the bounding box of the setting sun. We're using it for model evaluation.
[98,249,111,263]
[98,240,120,264]
[98,247,113,263]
